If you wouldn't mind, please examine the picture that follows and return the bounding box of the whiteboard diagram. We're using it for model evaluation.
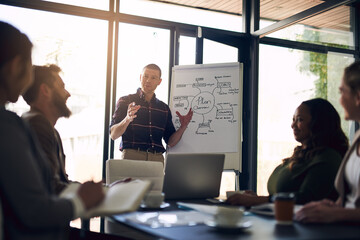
[168,62,242,154]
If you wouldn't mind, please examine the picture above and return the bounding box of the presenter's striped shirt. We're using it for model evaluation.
[110,88,176,153]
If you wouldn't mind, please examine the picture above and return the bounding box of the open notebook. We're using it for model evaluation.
[249,203,303,216]
[60,179,151,218]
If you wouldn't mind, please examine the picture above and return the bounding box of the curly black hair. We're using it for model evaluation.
[283,98,349,169]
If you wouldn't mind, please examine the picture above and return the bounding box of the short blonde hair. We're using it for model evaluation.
[143,63,161,77]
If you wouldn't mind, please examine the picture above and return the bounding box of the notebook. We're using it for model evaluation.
[162,153,225,200]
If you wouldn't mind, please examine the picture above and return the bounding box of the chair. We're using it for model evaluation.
[105,159,165,237]
[105,159,164,193]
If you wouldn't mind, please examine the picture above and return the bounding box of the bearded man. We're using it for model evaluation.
[22,64,72,194]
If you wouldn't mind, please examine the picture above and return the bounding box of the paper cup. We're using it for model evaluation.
[274,192,295,225]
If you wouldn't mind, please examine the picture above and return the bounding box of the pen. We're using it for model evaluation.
[108,177,132,188]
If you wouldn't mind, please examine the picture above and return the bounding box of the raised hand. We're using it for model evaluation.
[176,108,193,129]
[126,102,141,122]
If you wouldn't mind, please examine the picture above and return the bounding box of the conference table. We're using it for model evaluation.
[105,199,360,240]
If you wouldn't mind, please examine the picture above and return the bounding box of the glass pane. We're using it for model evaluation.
[179,35,196,65]
[260,0,322,22]
[41,0,109,10]
[120,0,243,32]
[219,170,236,199]
[265,5,353,48]
[113,23,170,158]
[0,5,108,183]
[257,44,354,195]
[203,39,238,64]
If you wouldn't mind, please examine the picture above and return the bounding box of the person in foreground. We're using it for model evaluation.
[296,61,360,223]
[22,64,73,194]
[110,63,193,164]
[0,21,104,239]
[227,98,349,207]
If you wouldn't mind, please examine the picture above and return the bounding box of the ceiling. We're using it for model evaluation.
[150,0,350,32]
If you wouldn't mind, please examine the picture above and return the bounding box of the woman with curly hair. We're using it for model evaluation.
[227,98,349,206]
[296,61,360,223]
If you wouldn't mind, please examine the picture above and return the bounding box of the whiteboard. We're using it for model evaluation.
[168,62,243,171]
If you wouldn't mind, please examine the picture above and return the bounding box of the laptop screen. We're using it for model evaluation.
[162,153,225,200]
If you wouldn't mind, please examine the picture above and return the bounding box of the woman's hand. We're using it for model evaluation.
[295,200,341,223]
[226,191,260,207]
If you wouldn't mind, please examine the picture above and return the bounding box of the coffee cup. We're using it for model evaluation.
[214,206,244,226]
[274,192,295,225]
[143,191,165,208]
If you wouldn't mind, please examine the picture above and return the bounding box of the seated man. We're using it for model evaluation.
[22,64,73,194]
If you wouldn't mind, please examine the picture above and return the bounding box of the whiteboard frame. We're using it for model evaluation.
[168,62,243,171]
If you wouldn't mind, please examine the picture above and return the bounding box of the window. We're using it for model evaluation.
[41,0,109,10]
[179,35,196,65]
[257,43,354,195]
[203,39,238,64]
[0,5,108,183]
[119,0,243,32]
[113,23,171,158]
[265,5,353,49]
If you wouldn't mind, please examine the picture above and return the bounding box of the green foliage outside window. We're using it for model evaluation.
[296,28,353,137]
[296,28,350,99]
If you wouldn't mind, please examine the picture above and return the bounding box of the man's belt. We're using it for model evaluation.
[123,148,162,154]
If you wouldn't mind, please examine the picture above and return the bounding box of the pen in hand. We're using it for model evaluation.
[108,177,132,188]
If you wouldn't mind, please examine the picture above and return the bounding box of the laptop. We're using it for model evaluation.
[162,153,225,200]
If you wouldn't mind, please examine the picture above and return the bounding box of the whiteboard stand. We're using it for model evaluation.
[234,170,240,191]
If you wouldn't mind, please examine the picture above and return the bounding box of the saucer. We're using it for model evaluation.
[249,203,274,216]
[140,202,170,209]
[205,220,252,230]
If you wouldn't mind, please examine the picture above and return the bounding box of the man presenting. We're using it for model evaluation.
[110,63,193,164]
[22,64,72,194]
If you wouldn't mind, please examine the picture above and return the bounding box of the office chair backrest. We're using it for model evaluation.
[106,159,164,193]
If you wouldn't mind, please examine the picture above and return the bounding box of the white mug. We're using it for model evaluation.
[143,191,165,208]
[214,206,244,226]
